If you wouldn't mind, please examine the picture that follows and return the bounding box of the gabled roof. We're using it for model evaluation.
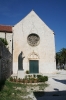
[14,10,54,34]
[0,25,12,33]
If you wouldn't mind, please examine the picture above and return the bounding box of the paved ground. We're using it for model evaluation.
[11,70,66,100]
[45,70,66,92]
[33,70,66,100]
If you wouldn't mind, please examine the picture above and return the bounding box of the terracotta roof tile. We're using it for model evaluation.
[0,25,12,33]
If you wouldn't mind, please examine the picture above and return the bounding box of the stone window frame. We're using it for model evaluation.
[27,33,40,47]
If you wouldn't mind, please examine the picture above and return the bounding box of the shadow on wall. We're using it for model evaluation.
[33,90,66,100]
[0,79,6,91]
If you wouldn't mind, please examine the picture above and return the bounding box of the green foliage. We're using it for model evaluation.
[37,75,48,82]
[37,75,42,78]
[13,78,16,82]
[0,79,48,100]
[28,75,30,79]
[0,38,8,46]
[30,78,34,83]
[26,70,29,74]
[44,76,48,81]
[10,77,13,82]
[18,78,21,82]
[33,74,36,78]
[56,48,66,65]
[9,75,48,84]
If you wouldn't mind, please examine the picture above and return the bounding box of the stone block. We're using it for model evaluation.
[17,70,25,79]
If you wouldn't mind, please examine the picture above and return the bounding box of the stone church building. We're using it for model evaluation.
[0,10,56,76]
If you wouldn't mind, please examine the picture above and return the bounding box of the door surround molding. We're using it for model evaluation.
[28,51,39,60]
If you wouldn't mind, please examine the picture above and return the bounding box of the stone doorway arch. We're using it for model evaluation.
[28,51,39,60]
[28,51,39,73]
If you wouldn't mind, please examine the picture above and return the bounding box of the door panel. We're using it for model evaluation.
[29,60,39,73]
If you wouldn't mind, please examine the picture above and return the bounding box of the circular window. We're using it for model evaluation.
[27,33,40,46]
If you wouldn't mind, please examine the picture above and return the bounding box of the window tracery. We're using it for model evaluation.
[27,33,40,46]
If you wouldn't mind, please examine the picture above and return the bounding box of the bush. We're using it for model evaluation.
[44,76,48,81]
[28,75,30,79]
[37,75,48,82]
[13,78,16,82]
[37,75,42,78]
[31,78,34,83]
[0,38,8,45]
[18,78,21,82]
[10,77,13,82]
[33,74,36,78]
[26,70,29,74]
[22,78,25,83]
[38,76,44,82]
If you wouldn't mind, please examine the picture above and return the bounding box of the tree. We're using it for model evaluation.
[56,48,66,66]
[0,38,8,46]
[60,48,66,64]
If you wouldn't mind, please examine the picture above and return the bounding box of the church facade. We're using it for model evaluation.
[0,10,56,75]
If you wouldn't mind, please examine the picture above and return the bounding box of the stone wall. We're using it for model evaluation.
[0,41,12,81]
[13,11,56,74]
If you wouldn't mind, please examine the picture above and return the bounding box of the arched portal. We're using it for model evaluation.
[28,51,39,73]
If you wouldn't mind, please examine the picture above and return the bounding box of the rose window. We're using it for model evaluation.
[27,33,40,46]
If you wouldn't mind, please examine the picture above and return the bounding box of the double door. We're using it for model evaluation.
[29,60,39,73]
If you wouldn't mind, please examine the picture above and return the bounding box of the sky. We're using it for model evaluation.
[0,0,66,52]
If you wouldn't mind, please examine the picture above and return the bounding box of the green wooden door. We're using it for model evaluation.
[29,60,39,73]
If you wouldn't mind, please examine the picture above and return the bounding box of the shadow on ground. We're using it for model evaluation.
[0,79,6,91]
[33,91,66,100]
[53,78,66,84]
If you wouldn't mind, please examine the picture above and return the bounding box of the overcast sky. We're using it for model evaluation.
[0,0,66,52]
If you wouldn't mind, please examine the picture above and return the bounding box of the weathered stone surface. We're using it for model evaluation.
[13,10,56,74]
[0,41,12,81]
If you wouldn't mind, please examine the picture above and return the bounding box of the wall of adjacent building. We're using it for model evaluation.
[0,32,13,54]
